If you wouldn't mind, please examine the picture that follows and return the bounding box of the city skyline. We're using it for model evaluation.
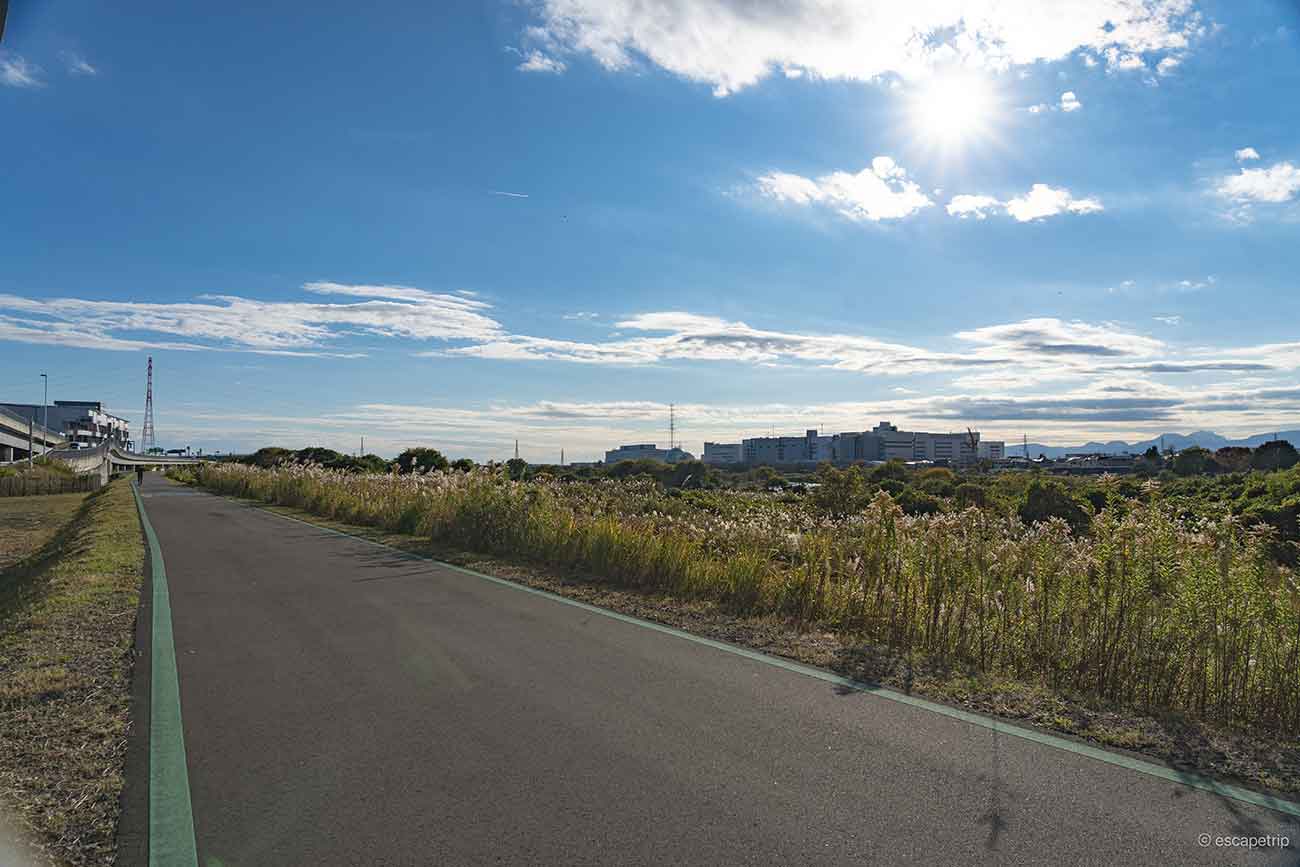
[3,1,1299,461]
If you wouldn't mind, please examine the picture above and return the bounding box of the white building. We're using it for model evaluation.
[0,400,130,450]
[742,430,835,466]
[978,440,1006,460]
[604,443,696,464]
[732,421,996,467]
[702,442,744,465]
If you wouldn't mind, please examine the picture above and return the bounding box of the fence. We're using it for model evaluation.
[0,473,103,497]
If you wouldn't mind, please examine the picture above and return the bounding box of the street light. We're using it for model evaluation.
[40,373,48,455]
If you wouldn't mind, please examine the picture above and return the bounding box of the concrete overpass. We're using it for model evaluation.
[36,441,205,484]
[0,405,67,461]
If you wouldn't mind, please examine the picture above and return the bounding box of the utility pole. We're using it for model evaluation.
[27,417,33,467]
[40,372,48,455]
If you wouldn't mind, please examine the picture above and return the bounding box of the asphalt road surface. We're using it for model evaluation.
[125,475,1298,865]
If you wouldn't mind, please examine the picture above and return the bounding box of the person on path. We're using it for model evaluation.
[136,466,144,486]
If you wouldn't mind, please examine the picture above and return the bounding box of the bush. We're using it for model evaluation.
[955,482,988,509]
[1253,441,1300,472]
[811,464,868,518]
[1018,480,1090,535]
[396,447,450,474]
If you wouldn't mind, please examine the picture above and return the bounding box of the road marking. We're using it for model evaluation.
[231,495,1300,819]
[132,481,199,866]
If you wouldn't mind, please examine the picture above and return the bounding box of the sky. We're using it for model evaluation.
[2,0,1299,461]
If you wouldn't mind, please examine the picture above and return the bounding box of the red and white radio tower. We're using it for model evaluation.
[141,355,156,453]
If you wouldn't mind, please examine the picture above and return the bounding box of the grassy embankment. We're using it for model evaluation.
[172,461,1300,795]
[0,480,144,866]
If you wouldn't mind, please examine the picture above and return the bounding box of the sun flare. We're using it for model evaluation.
[910,73,997,147]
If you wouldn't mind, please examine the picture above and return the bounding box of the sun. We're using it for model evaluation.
[909,72,998,149]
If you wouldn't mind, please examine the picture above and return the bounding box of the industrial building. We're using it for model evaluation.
[0,401,131,450]
[604,443,696,464]
[702,421,1004,468]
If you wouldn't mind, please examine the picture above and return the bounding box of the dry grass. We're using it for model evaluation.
[0,493,86,571]
[0,479,144,866]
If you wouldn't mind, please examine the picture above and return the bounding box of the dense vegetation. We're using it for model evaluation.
[174,458,1300,735]
[227,444,1300,566]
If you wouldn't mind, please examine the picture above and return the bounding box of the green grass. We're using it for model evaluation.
[0,479,144,866]
[178,462,1300,737]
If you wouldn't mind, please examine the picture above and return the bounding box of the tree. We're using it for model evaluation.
[1171,447,1218,477]
[1214,447,1253,473]
[811,463,868,518]
[505,457,528,479]
[1251,440,1299,472]
[451,458,476,472]
[1135,445,1164,475]
[248,446,292,467]
[1018,480,1090,535]
[395,447,449,474]
[871,459,909,483]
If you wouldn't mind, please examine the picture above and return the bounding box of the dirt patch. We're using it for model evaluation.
[0,480,144,866]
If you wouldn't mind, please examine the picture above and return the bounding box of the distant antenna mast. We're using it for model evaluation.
[1023,433,1028,459]
[669,404,675,450]
[561,448,565,466]
[141,356,156,453]
[514,439,519,460]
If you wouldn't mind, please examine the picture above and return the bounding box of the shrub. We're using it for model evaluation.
[1018,480,1090,535]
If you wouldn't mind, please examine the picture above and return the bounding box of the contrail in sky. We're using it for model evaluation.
[489,190,529,198]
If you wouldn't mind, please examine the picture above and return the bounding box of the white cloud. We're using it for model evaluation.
[0,283,502,353]
[945,185,1103,222]
[956,317,1164,360]
[1153,315,1182,325]
[1217,161,1300,203]
[564,311,600,320]
[519,0,1202,95]
[62,52,98,76]
[1059,90,1081,111]
[946,194,1002,219]
[757,156,932,222]
[0,54,43,88]
[1004,184,1104,221]
[1234,147,1260,162]
[1105,48,1147,71]
[1156,55,1181,75]
[518,50,566,73]
[489,190,529,198]
[1027,103,1050,114]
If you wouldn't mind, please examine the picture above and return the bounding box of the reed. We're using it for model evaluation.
[182,462,1300,733]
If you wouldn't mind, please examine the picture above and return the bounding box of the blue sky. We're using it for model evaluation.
[2,0,1298,460]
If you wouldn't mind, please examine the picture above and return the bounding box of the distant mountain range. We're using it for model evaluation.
[1018,430,1300,459]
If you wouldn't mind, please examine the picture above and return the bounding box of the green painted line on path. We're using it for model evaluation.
[253,498,1300,820]
[132,481,199,866]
